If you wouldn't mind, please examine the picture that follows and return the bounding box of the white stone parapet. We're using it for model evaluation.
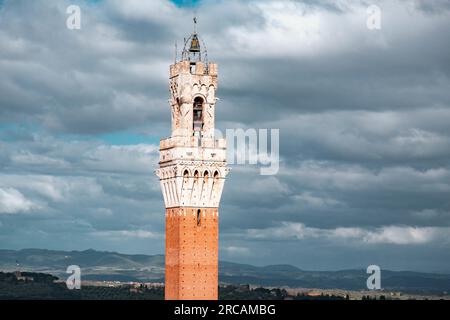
[156,163,229,208]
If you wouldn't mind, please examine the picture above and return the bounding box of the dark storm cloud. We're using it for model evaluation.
[0,0,173,134]
[1,0,450,271]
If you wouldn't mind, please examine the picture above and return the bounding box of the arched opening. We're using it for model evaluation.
[193,96,204,135]
[194,170,199,182]
[211,171,220,199]
[204,171,209,182]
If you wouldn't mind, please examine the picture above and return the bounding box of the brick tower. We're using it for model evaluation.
[156,23,228,300]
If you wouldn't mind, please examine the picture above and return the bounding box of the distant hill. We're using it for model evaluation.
[1,248,449,294]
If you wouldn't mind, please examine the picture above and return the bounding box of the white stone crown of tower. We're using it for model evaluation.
[156,29,229,209]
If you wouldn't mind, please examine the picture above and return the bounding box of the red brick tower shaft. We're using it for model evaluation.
[165,208,218,300]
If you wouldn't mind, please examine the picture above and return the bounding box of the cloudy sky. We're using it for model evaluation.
[1,0,450,272]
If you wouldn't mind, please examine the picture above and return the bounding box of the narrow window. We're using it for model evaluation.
[193,97,204,135]
[197,209,201,226]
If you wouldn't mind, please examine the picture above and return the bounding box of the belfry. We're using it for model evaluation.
[156,20,228,300]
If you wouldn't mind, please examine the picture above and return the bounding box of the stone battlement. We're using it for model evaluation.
[170,60,218,78]
[160,136,226,150]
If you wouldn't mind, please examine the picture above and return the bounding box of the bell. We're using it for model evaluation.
[189,34,201,53]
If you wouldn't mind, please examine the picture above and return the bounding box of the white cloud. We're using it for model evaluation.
[223,246,251,256]
[293,192,343,208]
[276,108,450,163]
[288,162,450,193]
[0,187,36,214]
[360,225,442,245]
[82,144,159,174]
[11,152,70,169]
[220,0,450,58]
[109,0,179,22]
[246,222,450,245]
[93,229,161,239]
[0,175,103,203]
